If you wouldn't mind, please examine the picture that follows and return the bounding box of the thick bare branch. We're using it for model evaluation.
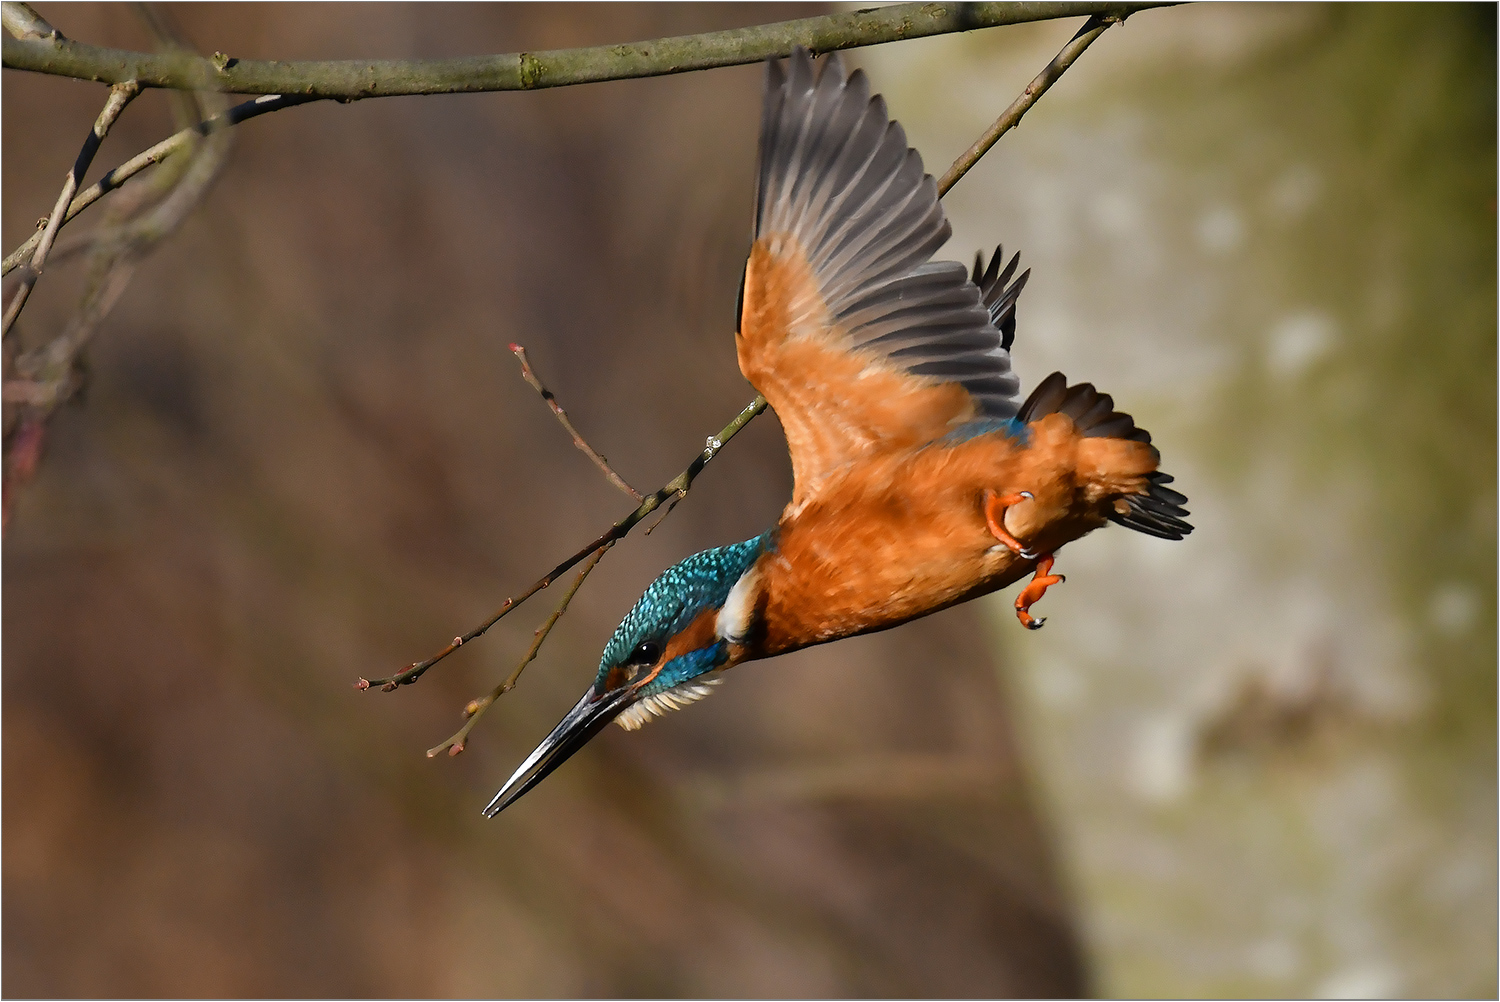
[2,3,1174,97]
[511,343,641,501]
[2,5,1165,278]
[2,1,58,41]
[3,80,139,337]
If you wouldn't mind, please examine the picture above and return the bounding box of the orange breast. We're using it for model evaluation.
[752,414,1159,656]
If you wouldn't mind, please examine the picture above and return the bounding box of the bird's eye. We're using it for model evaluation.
[630,641,661,665]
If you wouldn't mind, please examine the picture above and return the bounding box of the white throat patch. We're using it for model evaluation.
[616,677,721,731]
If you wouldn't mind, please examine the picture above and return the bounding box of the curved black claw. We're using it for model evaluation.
[1025,616,1046,631]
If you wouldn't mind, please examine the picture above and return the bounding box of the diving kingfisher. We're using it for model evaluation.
[483,48,1191,817]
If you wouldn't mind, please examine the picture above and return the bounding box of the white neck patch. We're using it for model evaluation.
[715,560,763,645]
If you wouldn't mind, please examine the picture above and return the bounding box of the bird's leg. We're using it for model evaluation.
[983,489,1040,559]
[1014,553,1065,630]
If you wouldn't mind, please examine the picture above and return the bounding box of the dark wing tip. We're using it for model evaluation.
[1018,371,1068,423]
[1017,374,1192,540]
[1020,373,1161,447]
[1111,471,1194,539]
[973,245,1029,351]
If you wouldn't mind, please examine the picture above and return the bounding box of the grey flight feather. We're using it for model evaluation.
[753,47,1023,420]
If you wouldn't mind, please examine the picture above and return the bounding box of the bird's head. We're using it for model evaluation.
[483,530,773,816]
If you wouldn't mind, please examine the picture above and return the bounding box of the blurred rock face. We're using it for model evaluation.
[3,5,1087,997]
[863,4,1496,997]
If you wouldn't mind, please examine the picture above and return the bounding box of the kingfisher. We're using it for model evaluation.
[483,48,1191,817]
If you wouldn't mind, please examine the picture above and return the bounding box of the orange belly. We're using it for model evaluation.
[753,414,1157,656]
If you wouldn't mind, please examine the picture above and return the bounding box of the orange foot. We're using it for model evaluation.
[1015,553,1065,630]
[984,489,1040,560]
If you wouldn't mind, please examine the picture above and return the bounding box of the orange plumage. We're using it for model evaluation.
[482,46,1191,817]
[744,412,1161,658]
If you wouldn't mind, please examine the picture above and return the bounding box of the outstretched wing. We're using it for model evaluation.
[737,49,1023,508]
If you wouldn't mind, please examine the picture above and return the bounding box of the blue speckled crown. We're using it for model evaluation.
[597,529,774,684]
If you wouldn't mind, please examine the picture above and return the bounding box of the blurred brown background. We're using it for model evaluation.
[3,3,1495,998]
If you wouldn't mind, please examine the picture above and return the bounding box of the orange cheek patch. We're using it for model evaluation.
[662,608,720,662]
[605,610,724,693]
[637,608,722,689]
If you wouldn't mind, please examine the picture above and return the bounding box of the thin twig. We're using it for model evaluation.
[3,94,318,278]
[29,4,234,273]
[3,81,139,337]
[3,4,238,529]
[361,9,1126,696]
[426,542,612,758]
[356,394,768,691]
[511,343,641,501]
[937,13,1122,195]
[643,491,685,536]
[2,3,1176,97]
[14,1,232,376]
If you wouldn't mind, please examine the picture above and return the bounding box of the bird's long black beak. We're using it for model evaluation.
[482,684,632,817]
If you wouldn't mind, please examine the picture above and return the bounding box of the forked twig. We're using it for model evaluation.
[355,394,767,691]
[511,343,641,501]
[3,80,139,337]
[427,542,612,758]
[643,490,685,536]
[3,93,319,278]
[3,5,241,529]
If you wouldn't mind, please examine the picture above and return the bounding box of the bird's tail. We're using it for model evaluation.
[1018,372,1193,540]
